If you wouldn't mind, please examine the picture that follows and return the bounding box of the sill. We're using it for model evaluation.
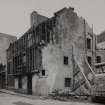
[64,64,68,65]
[65,86,71,88]
[39,75,48,78]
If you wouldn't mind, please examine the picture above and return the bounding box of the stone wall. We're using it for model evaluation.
[14,7,96,96]
[31,7,95,95]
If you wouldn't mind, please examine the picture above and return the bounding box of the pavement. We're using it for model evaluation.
[0,89,45,100]
[0,92,102,105]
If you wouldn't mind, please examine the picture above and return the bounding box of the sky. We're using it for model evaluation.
[0,0,104,38]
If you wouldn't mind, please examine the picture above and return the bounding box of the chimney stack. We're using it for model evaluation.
[30,11,38,26]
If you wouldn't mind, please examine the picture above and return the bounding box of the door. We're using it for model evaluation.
[27,75,32,94]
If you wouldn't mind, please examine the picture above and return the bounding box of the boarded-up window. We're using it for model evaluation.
[65,78,71,87]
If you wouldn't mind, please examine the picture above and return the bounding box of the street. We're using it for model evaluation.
[0,92,102,105]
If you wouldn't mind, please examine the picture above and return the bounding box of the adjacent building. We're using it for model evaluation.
[96,31,105,62]
[0,33,16,89]
[94,32,105,74]
[97,31,105,49]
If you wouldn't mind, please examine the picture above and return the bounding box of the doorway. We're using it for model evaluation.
[27,75,32,94]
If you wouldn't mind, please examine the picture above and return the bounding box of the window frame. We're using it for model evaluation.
[42,70,45,76]
[64,56,69,65]
[65,78,71,87]
[96,56,101,63]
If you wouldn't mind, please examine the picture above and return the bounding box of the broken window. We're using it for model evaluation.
[87,38,91,49]
[64,56,69,65]
[96,56,101,63]
[65,78,71,87]
[87,56,92,65]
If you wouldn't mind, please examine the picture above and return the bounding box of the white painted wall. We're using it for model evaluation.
[32,74,49,95]
[42,44,73,93]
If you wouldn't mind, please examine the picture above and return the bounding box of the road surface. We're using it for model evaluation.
[0,93,102,105]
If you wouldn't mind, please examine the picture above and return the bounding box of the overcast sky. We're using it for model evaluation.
[0,0,104,38]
